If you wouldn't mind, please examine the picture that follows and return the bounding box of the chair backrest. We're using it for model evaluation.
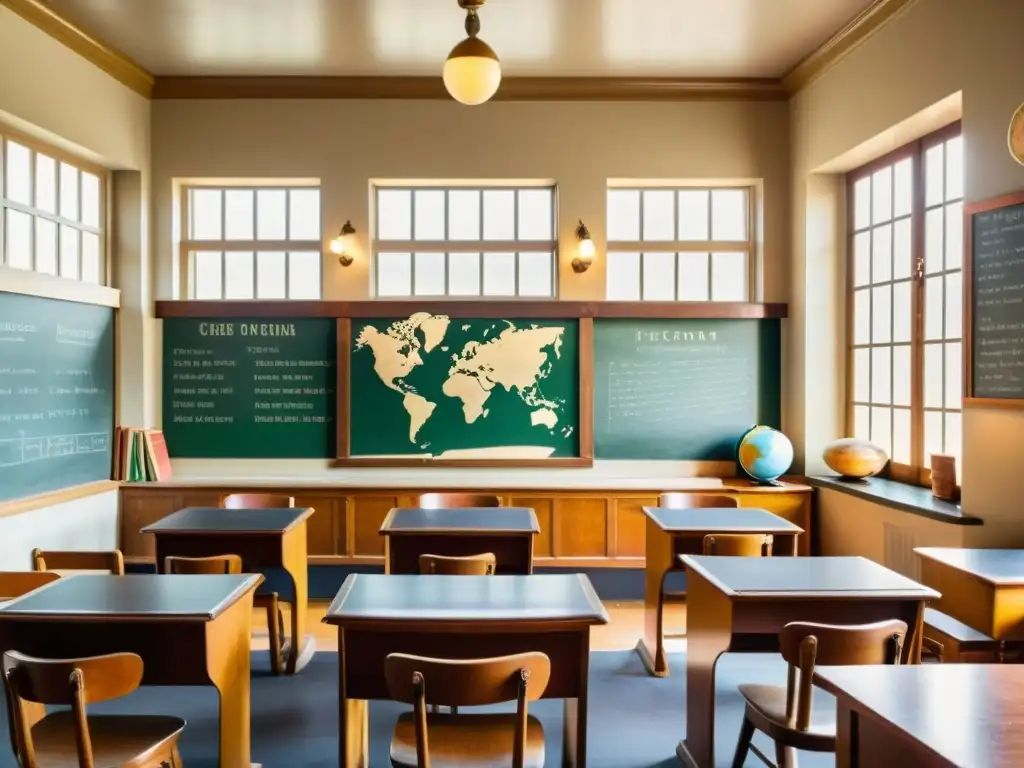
[778,620,908,732]
[658,492,738,509]
[3,651,144,768]
[702,534,773,557]
[165,555,242,575]
[385,652,551,768]
[419,553,496,575]
[222,493,295,509]
[0,572,60,601]
[417,493,501,509]
[31,549,125,576]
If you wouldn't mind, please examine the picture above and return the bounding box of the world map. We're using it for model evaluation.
[352,314,576,458]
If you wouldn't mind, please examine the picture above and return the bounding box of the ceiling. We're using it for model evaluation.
[45,0,878,79]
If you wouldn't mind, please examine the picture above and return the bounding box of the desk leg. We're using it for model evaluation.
[637,520,674,677]
[282,525,315,675]
[835,703,855,768]
[562,631,590,767]
[206,590,258,768]
[338,633,369,767]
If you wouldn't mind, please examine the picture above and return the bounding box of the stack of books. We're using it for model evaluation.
[114,427,173,482]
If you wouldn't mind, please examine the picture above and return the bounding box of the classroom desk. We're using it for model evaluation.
[0,573,262,768]
[380,506,540,574]
[142,505,315,674]
[323,573,609,767]
[815,663,1024,767]
[677,555,938,768]
[637,506,804,677]
[915,547,1024,641]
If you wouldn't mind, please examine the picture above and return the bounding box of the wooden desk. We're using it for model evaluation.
[678,555,938,768]
[323,573,609,767]
[380,506,540,574]
[816,663,1024,767]
[637,506,804,677]
[0,573,262,768]
[142,506,315,674]
[916,547,1024,641]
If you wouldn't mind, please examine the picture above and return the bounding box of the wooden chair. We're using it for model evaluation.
[31,549,125,576]
[703,533,774,557]
[419,553,496,576]
[0,572,60,601]
[731,619,908,768]
[417,493,502,509]
[221,493,295,509]
[658,492,739,510]
[922,607,1005,663]
[385,652,551,768]
[3,650,185,768]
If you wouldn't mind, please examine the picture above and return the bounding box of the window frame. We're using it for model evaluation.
[371,183,559,298]
[845,122,963,487]
[0,127,108,285]
[179,183,323,300]
[605,184,756,302]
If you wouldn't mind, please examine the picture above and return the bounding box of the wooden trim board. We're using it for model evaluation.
[0,479,120,519]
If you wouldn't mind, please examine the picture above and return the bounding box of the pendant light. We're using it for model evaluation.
[443,0,501,106]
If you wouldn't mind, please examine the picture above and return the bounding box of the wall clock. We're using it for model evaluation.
[1010,103,1024,165]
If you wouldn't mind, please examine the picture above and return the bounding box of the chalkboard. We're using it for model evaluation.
[593,319,781,459]
[349,315,579,459]
[0,291,114,501]
[969,198,1024,401]
[162,318,336,458]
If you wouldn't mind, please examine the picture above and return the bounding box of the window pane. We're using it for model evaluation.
[81,232,100,284]
[518,189,552,240]
[925,144,944,207]
[378,190,412,239]
[448,190,481,240]
[59,225,79,279]
[853,177,871,231]
[924,207,943,275]
[853,404,870,441]
[678,252,709,301]
[711,252,747,301]
[449,252,481,295]
[853,231,871,287]
[945,202,963,270]
[482,251,516,296]
[893,158,912,218]
[853,288,870,345]
[481,191,514,240]
[641,190,674,241]
[945,412,962,463]
[256,190,287,240]
[377,252,412,296]
[872,166,892,224]
[871,285,891,344]
[892,408,911,464]
[945,136,963,201]
[35,154,57,214]
[871,407,892,456]
[224,189,255,240]
[893,280,911,344]
[190,188,222,239]
[224,251,254,299]
[288,189,320,240]
[678,190,709,241]
[853,347,870,402]
[924,343,943,408]
[517,251,552,296]
[5,210,32,269]
[414,190,446,240]
[892,218,912,280]
[711,189,747,241]
[945,272,962,339]
[607,252,641,300]
[81,172,101,228]
[893,345,911,406]
[642,252,675,300]
[871,346,891,404]
[59,163,79,221]
[255,250,286,298]
[193,251,222,299]
[34,218,57,275]
[288,251,321,299]
[924,410,943,463]
[871,224,892,284]
[414,251,446,295]
[945,342,962,409]
[924,275,944,341]
[5,141,31,205]
[607,190,640,241]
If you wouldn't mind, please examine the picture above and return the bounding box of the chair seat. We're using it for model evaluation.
[390,711,545,768]
[30,711,185,768]
[738,683,835,749]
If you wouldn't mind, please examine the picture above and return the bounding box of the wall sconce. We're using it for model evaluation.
[572,219,595,273]
[329,220,356,266]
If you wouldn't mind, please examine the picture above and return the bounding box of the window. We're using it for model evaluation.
[0,135,105,284]
[372,185,556,297]
[182,185,322,300]
[848,125,963,485]
[606,186,753,301]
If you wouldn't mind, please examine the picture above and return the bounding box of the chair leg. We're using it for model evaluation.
[775,741,797,768]
[731,714,755,768]
[266,595,282,676]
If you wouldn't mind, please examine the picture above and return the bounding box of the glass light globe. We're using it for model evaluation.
[443,37,501,106]
[578,237,596,260]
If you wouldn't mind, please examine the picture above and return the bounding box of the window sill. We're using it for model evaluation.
[807,475,982,526]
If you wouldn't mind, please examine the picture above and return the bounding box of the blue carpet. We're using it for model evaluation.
[0,651,834,768]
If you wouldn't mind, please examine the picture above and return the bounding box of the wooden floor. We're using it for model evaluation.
[253,600,688,653]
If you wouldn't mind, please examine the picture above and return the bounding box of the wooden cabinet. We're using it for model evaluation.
[118,481,811,567]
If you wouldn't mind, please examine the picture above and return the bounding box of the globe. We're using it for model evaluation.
[822,437,887,480]
[737,425,794,485]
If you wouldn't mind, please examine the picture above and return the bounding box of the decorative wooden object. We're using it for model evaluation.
[929,454,960,501]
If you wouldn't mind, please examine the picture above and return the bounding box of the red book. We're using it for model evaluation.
[143,430,173,481]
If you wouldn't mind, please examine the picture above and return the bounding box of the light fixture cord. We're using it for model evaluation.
[465,8,480,38]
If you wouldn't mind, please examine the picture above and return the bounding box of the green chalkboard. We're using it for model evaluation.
[594,319,781,460]
[350,315,579,458]
[162,318,336,458]
[0,291,114,501]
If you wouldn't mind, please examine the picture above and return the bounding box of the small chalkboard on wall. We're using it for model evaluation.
[966,190,1024,406]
